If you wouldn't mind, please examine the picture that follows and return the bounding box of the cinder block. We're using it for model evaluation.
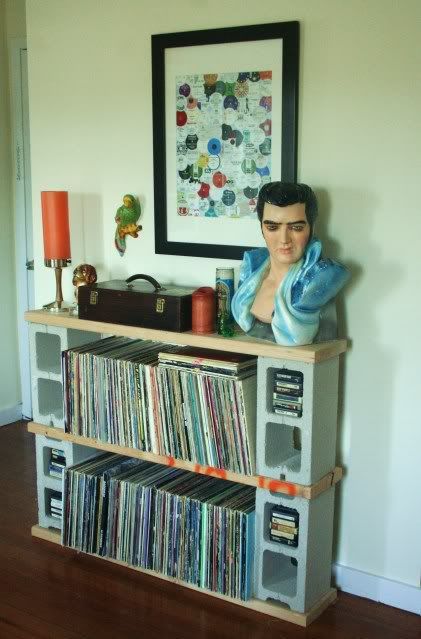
[35,434,100,530]
[256,356,339,485]
[254,486,335,613]
[29,324,95,428]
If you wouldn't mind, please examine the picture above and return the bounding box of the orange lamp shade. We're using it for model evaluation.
[41,191,71,260]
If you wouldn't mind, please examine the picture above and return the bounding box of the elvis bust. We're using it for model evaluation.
[231,182,350,346]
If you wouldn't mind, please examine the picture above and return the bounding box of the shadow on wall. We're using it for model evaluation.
[315,187,403,573]
[69,193,107,283]
[315,187,362,343]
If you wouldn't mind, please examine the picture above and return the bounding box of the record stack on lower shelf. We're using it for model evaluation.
[25,310,347,627]
[62,453,256,600]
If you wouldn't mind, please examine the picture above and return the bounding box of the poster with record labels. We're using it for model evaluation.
[152,22,299,259]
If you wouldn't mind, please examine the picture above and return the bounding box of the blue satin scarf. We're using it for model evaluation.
[231,238,350,346]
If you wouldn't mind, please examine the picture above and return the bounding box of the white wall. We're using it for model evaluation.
[25,0,421,596]
[5,0,26,37]
[0,0,21,424]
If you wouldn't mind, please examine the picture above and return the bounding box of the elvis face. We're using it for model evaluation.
[261,202,311,268]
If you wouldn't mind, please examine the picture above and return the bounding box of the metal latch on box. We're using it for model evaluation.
[90,291,99,305]
[156,298,165,313]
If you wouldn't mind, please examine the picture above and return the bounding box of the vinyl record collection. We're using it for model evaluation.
[62,338,257,474]
[62,453,255,600]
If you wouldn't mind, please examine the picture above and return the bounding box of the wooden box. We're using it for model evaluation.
[77,277,195,332]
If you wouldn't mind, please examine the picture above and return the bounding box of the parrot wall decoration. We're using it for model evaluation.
[114,194,142,256]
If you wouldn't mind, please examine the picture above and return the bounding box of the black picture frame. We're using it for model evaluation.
[152,21,299,260]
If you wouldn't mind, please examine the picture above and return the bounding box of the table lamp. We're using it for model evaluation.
[41,191,71,312]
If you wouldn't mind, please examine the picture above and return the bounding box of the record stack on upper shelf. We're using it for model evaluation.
[62,338,257,475]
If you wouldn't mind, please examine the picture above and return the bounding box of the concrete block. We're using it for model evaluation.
[35,434,100,530]
[29,324,95,428]
[254,486,335,612]
[256,356,339,485]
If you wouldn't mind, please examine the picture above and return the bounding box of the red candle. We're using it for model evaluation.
[41,191,71,260]
[192,287,216,334]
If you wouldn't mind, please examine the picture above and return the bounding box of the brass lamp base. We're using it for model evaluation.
[43,258,71,313]
[42,300,71,313]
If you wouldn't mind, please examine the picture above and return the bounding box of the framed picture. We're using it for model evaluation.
[152,21,299,260]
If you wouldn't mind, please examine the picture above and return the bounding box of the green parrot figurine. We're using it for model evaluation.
[115,194,142,256]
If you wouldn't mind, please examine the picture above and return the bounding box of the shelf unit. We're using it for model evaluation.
[28,422,342,499]
[25,309,346,627]
[25,310,347,363]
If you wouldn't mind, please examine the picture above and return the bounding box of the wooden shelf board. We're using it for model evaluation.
[31,525,336,626]
[28,422,342,499]
[25,309,347,363]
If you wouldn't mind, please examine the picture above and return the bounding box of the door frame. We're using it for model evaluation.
[10,37,33,419]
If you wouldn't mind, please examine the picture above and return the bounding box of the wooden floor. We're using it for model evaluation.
[0,421,419,639]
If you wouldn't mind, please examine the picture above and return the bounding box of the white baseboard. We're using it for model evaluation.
[333,563,421,615]
[0,403,22,426]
